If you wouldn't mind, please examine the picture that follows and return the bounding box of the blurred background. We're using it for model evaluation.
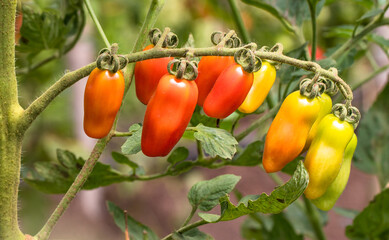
[15,0,387,239]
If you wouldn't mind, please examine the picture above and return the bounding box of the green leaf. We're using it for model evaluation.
[18,0,84,55]
[107,201,159,240]
[188,174,241,211]
[167,147,189,164]
[368,33,389,49]
[354,81,389,187]
[173,229,214,240]
[193,124,238,159]
[281,157,303,175]
[356,9,383,22]
[346,189,389,240]
[284,201,327,238]
[24,149,127,194]
[241,0,294,32]
[190,106,216,127]
[198,161,308,222]
[121,123,143,155]
[112,152,139,169]
[279,43,308,83]
[230,141,263,166]
[241,212,304,240]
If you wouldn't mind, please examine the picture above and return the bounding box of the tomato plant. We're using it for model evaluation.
[2,0,388,240]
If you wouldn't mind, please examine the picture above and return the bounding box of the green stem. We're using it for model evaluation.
[236,104,280,141]
[197,140,204,160]
[306,0,317,61]
[35,136,111,240]
[303,196,326,240]
[329,18,389,60]
[113,131,134,137]
[227,0,250,43]
[181,207,197,227]
[83,0,110,48]
[0,0,24,239]
[161,220,208,240]
[351,64,389,90]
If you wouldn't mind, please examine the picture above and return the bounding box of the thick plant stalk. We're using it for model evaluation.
[0,0,25,239]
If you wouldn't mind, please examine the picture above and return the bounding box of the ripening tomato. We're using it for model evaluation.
[84,68,125,139]
[203,63,253,119]
[312,134,357,210]
[238,61,276,113]
[195,56,235,106]
[134,44,173,105]
[304,114,354,199]
[141,74,198,157]
[262,91,321,173]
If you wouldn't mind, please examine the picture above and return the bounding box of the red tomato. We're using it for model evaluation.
[308,45,325,60]
[203,63,253,119]
[195,56,235,106]
[84,68,125,139]
[134,44,173,105]
[141,74,198,157]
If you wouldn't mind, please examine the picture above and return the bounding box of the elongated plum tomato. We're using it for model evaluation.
[304,114,354,199]
[134,44,173,105]
[312,134,357,210]
[303,93,332,151]
[141,74,198,157]
[238,61,276,113]
[15,7,23,44]
[195,56,235,106]
[84,68,125,139]
[262,91,321,173]
[203,63,253,119]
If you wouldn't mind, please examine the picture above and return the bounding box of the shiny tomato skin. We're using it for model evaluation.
[195,56,235,106]
[134,44,173,105]
[141,75,198,157]
[203,64,253,119]
[83,68,125,139]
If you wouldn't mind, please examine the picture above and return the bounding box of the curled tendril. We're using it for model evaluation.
[96,44,127,73]
[332,104,361,128]
[318,76,338,96]
[211,31,241,48]
[299,78,326,99]
[148,28,179,48]
[167,58,198,80]
[234,48,262,73]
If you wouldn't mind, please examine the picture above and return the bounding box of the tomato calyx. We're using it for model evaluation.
[234,48,262,73]
[96,43,128,73]
[299,76,326,99]
[148,28,179,48]
[167,58,198,80]
[332,103,361,129]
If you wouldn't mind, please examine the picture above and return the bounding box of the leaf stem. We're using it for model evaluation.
[303,196,326,240]
[235,104,280,141]
[83,0,111,48]
[35,136,112,240]
[227,0,250,43]
[161,220,208,240]
[181,207,197,227]
[351,64,389,90]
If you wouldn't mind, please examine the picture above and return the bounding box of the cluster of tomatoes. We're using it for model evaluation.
[263,79,358,210]
[134,44,276,157]
[83,36,358,211]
